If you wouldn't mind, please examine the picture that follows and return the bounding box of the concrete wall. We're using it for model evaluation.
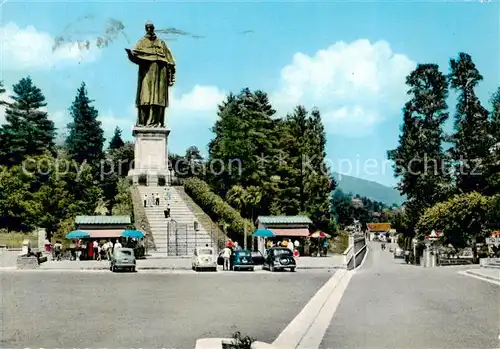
[344,234,367,270]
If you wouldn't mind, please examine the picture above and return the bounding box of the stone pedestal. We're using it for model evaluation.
[128,126,170,186]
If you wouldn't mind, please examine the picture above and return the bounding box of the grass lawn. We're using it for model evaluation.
[0,232,37,248]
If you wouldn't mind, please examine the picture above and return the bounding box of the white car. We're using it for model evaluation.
[192,246,217,272]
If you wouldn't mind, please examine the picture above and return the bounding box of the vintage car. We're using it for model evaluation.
[217,249,265,269]
[262,247,296,272]
[216,249,255,271]
[110,247,136,272]
[192,246,217,272]
[393,247,405,259]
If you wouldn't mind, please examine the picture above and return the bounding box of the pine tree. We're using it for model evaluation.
[0,81,7,105]
[484,88,500,194]
[448,53,492,194]
[490,88,500,143]
[388,64,451,232]
[65,82,105,169]
[0,77,56,166]
[109,127,125,150]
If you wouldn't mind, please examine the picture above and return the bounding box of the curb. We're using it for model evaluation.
[464,270,500,283]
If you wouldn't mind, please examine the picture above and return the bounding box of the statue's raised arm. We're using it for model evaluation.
[126,21,176,128]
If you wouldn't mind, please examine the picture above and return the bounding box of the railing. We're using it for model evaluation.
[166,221,226,256]
[344,233,367,270]
[173,185,228,250]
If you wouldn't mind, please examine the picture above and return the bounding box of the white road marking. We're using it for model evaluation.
[457,270,500,286]
[272,269,354,349]
[297,270,354,349]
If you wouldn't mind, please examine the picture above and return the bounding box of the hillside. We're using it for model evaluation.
[332,172,405,206]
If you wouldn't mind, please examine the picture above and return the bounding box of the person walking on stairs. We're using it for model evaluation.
[155,193,160,206]
[143,194,148,207]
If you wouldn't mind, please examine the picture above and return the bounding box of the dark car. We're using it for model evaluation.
[251,251,265,265]
[263,247,296,272]
[217,249,255,271]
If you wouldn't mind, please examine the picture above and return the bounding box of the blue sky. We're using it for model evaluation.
[1,0,498,187]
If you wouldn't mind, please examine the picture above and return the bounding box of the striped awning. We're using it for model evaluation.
[86,230,123,238]
[271,228,310,237]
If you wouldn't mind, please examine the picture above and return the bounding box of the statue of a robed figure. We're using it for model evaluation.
[126,22,176,127]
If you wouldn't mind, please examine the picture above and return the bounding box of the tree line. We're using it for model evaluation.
[388,52,500,251]
[0,77,134,238]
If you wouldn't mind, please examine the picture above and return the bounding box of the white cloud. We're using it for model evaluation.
[170,85,227,114]
[271,39,416,136]
[0,22,99,70]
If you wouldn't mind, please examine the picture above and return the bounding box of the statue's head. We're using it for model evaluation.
[145,21,155,36]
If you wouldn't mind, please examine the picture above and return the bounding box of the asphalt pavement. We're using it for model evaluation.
[321,242,500,349]
[0,269,333,348]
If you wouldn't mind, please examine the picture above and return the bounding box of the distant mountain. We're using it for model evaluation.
[332,172,405,206]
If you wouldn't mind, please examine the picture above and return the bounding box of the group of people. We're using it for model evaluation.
[144,188,172,219]
[143,187,172,208]
[46,238,138,261]
[221,240,242,270]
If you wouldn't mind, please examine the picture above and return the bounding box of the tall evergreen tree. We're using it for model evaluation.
[276,106,335,232]
[0,81,7,106]
[448,53,492,194]
[484,88,500,194]
[208,88,278,203]
[388,64,451,233]
[109,127,125,150]
[65,82,105,169]
[0,77,56,165]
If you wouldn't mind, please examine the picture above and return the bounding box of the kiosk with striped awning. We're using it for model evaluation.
[75,215,132,239]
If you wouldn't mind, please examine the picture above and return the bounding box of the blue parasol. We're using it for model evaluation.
[66,230,90,239]
[252,229,275,238]
[121,229,145,239]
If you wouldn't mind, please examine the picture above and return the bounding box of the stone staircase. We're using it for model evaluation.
[137,186,214,256]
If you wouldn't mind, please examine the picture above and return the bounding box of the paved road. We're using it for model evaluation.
[321,242,500,349]
[0,270,333,348]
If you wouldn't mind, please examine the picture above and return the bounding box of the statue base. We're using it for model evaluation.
[128,126,172,186]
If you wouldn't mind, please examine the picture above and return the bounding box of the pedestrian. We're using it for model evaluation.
[323,240,328,256]
[93,240,99,259]
[164,204,171,218]
[167,187,172,201]
[143,194,148,207]
[53,241,62,261]
[288,239,294,253]
[114,239,122,252]
[222,245,232,271]
[155,193,160,206]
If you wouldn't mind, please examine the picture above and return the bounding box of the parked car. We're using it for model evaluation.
[216,249,255,271]
[263,247,296,272]
[110,247,136,272]
[217,250,266,268]
[251,251,265,265]
[192,246,217,272]
[393,247,405,259]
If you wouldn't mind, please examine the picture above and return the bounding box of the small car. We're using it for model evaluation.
[110,247,136,272]
[263,247,296,272]
[192,246,217,272]
[217,249,255,271]
[251,251,265,265]
[393,247,405,259]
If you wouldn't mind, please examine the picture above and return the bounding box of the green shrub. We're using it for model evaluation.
[184,178,254,239]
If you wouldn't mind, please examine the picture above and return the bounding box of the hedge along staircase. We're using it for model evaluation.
[137,186,216,255]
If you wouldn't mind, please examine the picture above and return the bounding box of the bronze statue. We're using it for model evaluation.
[126,22,176,127]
